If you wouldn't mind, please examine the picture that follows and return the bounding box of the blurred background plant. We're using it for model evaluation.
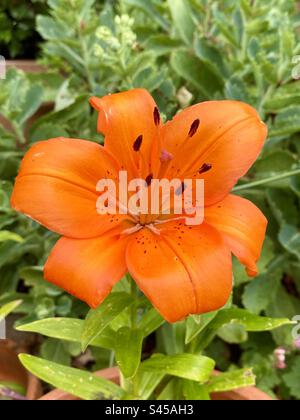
[0,0,48,59]
[1,0,300,400]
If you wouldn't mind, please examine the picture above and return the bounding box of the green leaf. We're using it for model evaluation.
[183,380,210,400]
[30,123,69,144]
[143,36,182,56]
[290,175,300,198]
[283,359,300,399]
[211,308,293,332]
[40,338,71,366]
[233,8,245,45]
[217,324,248,344]
[56,295,73,317]
[0,231,23,243]
[266,285,300,346]
[36,15,72,41]
[171,50,224,98]
[19,354,125,400]
[264,81,300,112]
[157,378,182,400]
[269,106,300,137]
[242,271,281,314]
[279,224,300,260]
[81,293,133,351]
[16,84,43,126]
[141,354,215,383]
[124,0,169,31]
[17,318,115,350]
[138,308,164,337]
[0,299,22,320]
[167,0,196,45]
[114,327,143,379]
[194,38,228,80]
[252,151,297,188]
[267,189,299,226]
[136,371,165,400]
[185,312,218,344]
[206,369,256,393]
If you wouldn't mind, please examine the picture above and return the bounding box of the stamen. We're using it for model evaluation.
[146,224,161,235]
[199,163,212,174]
[154,216,186,226]
[133,135,143,152]
[175,182,187,196]
[160,150,174,163]
[188,119,200,137]
[154,107,161,126]
[122,224,143,236]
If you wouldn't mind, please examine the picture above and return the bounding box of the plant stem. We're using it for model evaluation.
[121,274,139,397]
[233,168,300,192]
[127,273,138,329]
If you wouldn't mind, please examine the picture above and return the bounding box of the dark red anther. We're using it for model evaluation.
[198,163,212,174]
[133,135,143,152]
[188,119,200,137]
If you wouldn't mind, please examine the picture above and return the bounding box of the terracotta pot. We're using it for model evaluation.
[0,340,42,400]
[38,367,273,401]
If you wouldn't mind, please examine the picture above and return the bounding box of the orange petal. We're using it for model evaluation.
[162,101,267,206]
[44,231,130,308]
[126,222,232,323]
[90,89,161,179]
[11,138,127,239]
[205,194,268,277]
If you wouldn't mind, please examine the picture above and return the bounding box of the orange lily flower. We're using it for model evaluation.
[11,89,268,323]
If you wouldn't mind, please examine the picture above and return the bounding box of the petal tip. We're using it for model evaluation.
[89,96,102,111]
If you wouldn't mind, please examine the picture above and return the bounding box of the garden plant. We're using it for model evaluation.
[0,0,300,402]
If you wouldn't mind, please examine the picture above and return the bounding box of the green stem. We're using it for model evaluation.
[233,168,300,192]
[121,274,139,397]
[129,274,138,329]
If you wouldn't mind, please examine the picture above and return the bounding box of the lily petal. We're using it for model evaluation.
[162,100,267,206]
[44,231,130,308]
[205,194,267,277]
[126,222,232,323]
[11,138,127,239]
[90,89,161,179]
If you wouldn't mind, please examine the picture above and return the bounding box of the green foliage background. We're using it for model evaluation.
[1,0,300,400]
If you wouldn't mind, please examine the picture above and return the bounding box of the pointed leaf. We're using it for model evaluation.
[206,369,256,393]
[17,318,115,349]
[167,0,196,45]
[139,308,164,337]
[210,308,293,332]
[141,354,215,383]
[81,293,133,351]
[0,300,22,320]
[19,354,125,400]
[185,312,218,344]
[115,327,143,379]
